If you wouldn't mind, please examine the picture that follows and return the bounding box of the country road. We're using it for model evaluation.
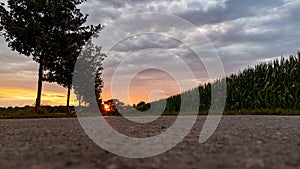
[0,116,299,169]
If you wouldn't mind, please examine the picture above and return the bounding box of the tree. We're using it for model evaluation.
[0,0,99,109]
[42,22,101,114]
[73,37,106,108]
[136,101,150,111]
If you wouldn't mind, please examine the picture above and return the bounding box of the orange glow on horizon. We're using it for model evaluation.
[100,69,182,105]
[0,87,74,107]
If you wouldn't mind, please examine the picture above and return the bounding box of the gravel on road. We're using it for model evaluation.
[0,116,299,169]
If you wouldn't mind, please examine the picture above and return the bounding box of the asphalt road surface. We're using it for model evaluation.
[0,116,299,169]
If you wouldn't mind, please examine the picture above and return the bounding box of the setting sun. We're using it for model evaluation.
[104,104,110,111]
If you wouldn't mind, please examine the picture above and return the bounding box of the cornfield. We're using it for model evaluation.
[158,52,300,114]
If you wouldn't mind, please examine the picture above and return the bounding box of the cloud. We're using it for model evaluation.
[1,0,299,105]
[112,33,182,52]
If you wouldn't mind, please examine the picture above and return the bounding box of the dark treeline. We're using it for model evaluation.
[0,105,75,114]
[0,105,76,119]
[142,52,300,115]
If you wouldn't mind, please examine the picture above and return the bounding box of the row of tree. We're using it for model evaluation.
[0,0,103,113]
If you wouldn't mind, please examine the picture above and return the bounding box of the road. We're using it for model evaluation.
[0,116,299,169]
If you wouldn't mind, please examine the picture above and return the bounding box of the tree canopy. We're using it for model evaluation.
[0,0,101,109]
[73,37,106,107]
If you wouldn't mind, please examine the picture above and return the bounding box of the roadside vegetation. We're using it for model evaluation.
[1,52,299,118]
[137,52,300,116]
[0,106,76,119]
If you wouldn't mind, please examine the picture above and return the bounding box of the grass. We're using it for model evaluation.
[0,112,75,119]
[222,108,300,116]
[162,109,300,116]
[1,107,299,119]
[0,106,76,119]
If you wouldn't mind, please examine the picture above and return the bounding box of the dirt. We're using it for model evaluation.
[0,116,299,169]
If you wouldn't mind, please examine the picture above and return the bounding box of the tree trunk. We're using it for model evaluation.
[78,98,81,106]
[35,61,43,109]
[66,84,71,114]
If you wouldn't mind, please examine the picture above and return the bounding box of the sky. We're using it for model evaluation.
[0,0,299,107]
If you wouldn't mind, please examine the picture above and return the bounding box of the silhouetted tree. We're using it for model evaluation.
[0,0,99,110]
[136,101,150,111]
[73,37,106,108]
[42,22,101,113]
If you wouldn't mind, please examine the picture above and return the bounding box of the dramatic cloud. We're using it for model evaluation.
[0,0,299,106]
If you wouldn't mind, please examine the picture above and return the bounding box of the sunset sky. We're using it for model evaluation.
[0,0,299,107]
